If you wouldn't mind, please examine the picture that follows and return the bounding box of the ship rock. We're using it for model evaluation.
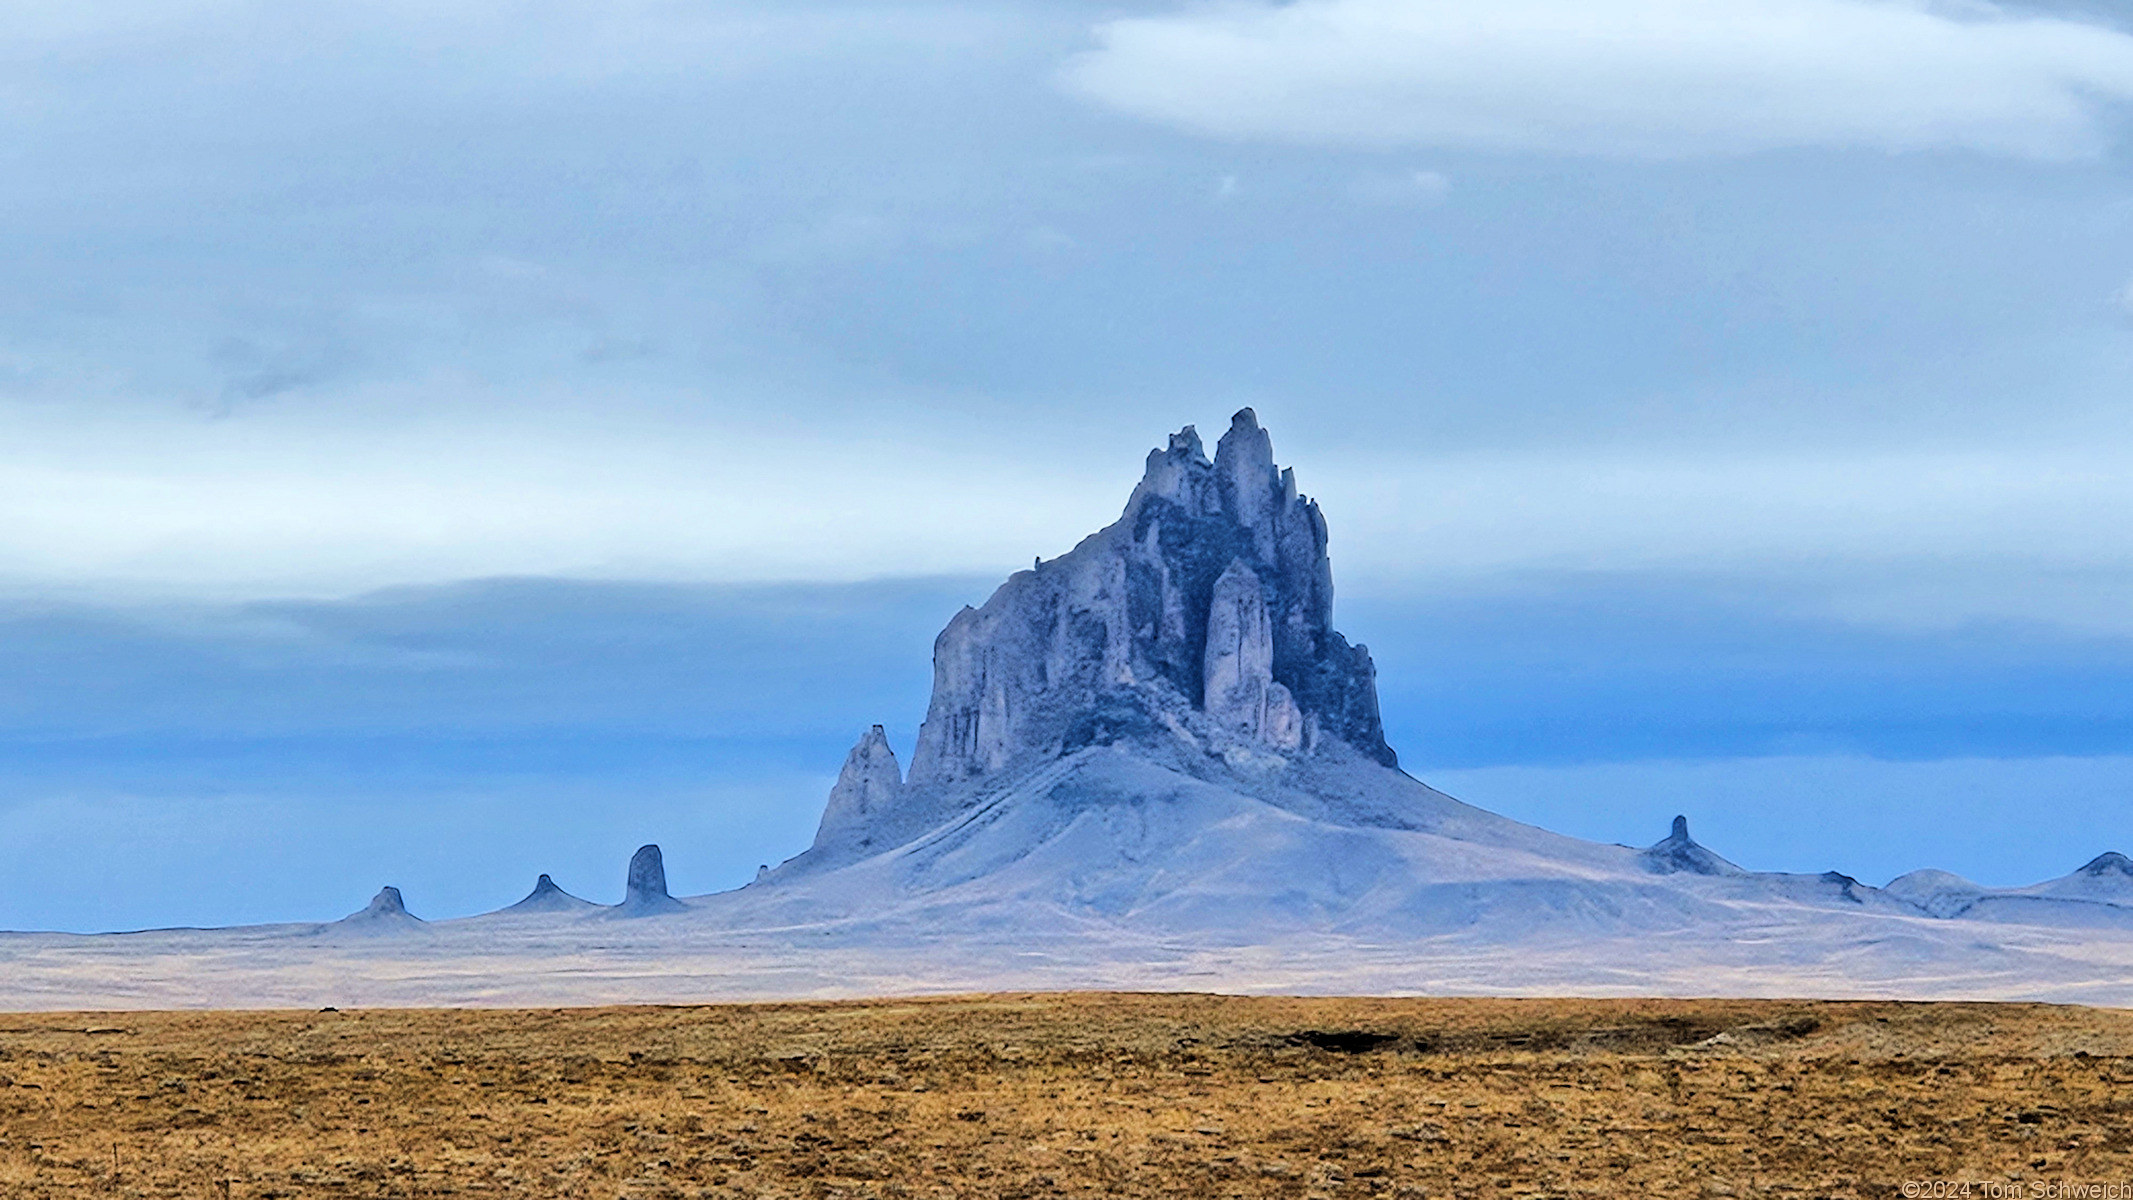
[795,408,1397,870]
[736,413,1906,941]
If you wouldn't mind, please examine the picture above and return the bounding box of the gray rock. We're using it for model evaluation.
[616,844,685,915]
[813,725,905,851]
[1203,560,1305,750]
[1203,560,1271,731]
[332,885,427,933]
[904,408,1391,792]
[2080,851,2133,878]
[500,873,597,914]
[1641,816,1745,877]
[354,886,413,918]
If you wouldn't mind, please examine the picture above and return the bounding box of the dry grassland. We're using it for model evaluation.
[3,992,2132,1198]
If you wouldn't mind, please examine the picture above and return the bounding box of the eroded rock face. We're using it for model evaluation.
[814,726,904,848]
[336,885,426,931]
[904,408,1391,787]
[1642,816,1745,877]
[358,886,411,918]
[1202,561,1304,750]
[618,844,685,915]
[1203,560,1271,731]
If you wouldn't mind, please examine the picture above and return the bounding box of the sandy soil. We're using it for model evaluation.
[3,993,2130,1198]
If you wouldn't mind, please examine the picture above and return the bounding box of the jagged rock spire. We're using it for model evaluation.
[814,725,905,849]
[359,886,410,917]
[905,410,1391,787]
[1641,815,1744,877]
[617,844,685,915]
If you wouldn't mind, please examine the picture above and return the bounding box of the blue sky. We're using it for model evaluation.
[6,0,2133,929]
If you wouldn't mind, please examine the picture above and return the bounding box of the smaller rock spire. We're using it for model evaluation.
[364,886,408,916]
[334,885,426,931]
[617,844,686,915]
[815,725,905,848]
[500,872,596,914]
[1641,816,1744,877]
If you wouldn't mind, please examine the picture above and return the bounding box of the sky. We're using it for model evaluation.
[6,0,2133,930]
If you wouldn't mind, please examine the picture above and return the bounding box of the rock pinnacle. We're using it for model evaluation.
[617,844,686,915]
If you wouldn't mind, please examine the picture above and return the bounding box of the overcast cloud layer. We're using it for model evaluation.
[1,0,2131,609]
[1067,0,2133,158]
[4,0,2133,928]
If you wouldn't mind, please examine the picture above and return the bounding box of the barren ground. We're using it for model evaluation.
[3,993,2131,1198]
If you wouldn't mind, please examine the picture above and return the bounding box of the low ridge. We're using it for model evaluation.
[2080,851,2133,877]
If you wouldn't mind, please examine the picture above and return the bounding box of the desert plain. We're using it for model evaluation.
[2,992,2130,1198]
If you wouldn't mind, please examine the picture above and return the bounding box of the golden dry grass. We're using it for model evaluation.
[3,992,2132,1198]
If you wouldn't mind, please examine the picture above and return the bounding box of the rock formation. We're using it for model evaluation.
[1641,816,1744,877]
[1819,871,1867,904]
[617,844,685,915]
[803,410,1392,861]
[1203,560,1303,750]
[814,726,905,851]
[353,886,413,918]
[901,408,1390,790]
[501,873,597,914]
[2079,851,2133,878]
[334,885,427,932]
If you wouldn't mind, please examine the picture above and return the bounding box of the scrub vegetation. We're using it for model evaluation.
[2,993,2130,1197]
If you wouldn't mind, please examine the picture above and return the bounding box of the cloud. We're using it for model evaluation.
[0,576,963,741]
[1350,167,1451,205]
[1063,0,2133,159]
